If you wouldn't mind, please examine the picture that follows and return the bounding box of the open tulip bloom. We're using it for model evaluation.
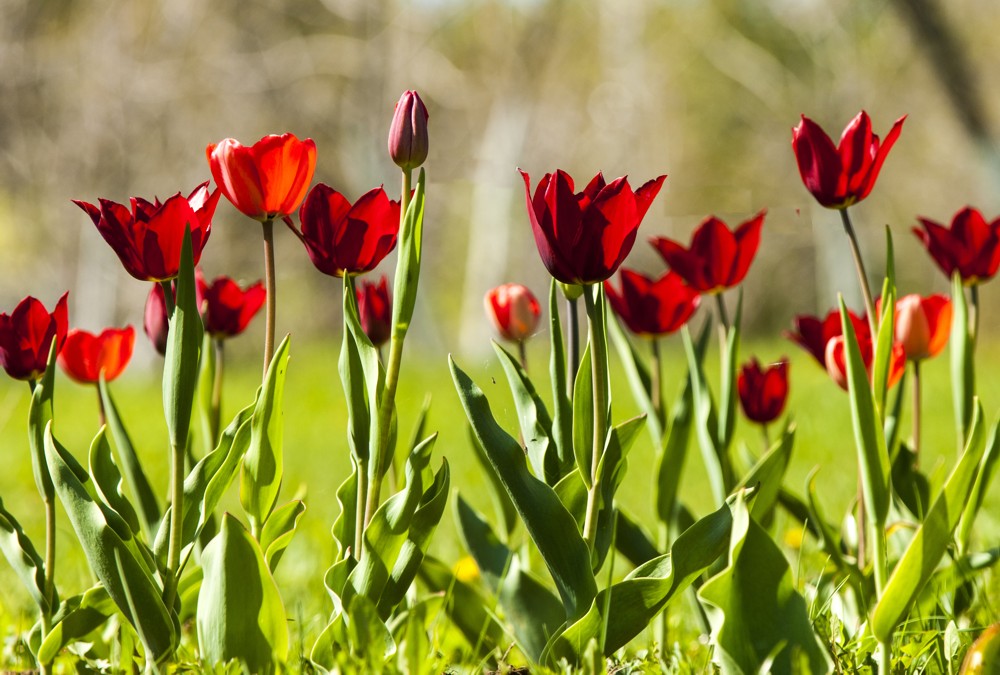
[58,326,135,385]
[604,269,700,338]
[785,308,868,368]
[913,207,1000,290]
[198,273,266,340]
[74,183,220,282]
[737,358,789,444]
[0,293,69,382]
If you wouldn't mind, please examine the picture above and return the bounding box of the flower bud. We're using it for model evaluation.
[388,90,429,171]
[485,283,541,342]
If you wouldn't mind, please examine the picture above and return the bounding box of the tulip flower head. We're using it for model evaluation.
[144,283,172,356]
[913,207,1000,285]
[357,276,393,348]
[0,293,69,381]
[520,169,666,285]
[737,358,789,425]
[824,332,905,392]
[58,326,135,384]
[894,294,951,362]
[785,308,868,368]
[485,283,542,343]
[792,111,905,209]
[74,183,220,282]
[388,90,429,172]
[197,273,266,340]
[650,210,765,293]
[290,184,401,278]
[604,269,700,337]
[207,133,317,221]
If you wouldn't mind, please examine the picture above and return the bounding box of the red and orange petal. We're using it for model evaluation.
[58,326,135,384]
[485,283,541,342]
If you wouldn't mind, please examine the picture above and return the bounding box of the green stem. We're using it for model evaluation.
[877,639,892,674]
[714,293,731,333]
[761,423,771,451]
[839,208,877,336]
[517,339,528,373]
[971,283,981,352]
[567,297,580,396]
[581,285,610,551]
[355,460,368,559]
[911,360,921,465]
[210,338,224,448]
[158,280,175,316]
[28,379,54,671]
[163,441,184,607]
[261,219,276,378]
[856,469,867,570]
[96,384,106,428]
[650,338,663,423]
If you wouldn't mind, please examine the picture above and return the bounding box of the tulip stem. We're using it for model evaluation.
[911,360,921,465]
[567,297,580,395]
[356,459,368,559]
[761,423,771,451]
[159,280,175,316]
[28,379,55,664]
[164,441,184,608]
[95,385,107,429]
[971,284,981,351]
[261,219,277,378]
[582,285,610,551]
[650,338,662,422]
[839,208,877,335]
[210,338,224,447]
[856,469,867,571]
[714,293,731,333]
[517,340,528,373]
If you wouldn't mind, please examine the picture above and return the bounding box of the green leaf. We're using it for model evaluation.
[454,494,513,592]
[347,594,395,666]
[608,314,662,442]
[839,297,891,529]
[162,227,204,453]
[872,401,988,642]
[416,555,502,658]
[592,415,646,570]
[391,168,426,337]
[656,374,694,525]
[871,279,896,418]
[197,332,217,452]
[37,585,114,664]
[241,335,290,534]
[951,272,974,447]
[0,497,51,613]
[44,425,176,662]
[27,341,58,502]
[735,424,795,523]
[718,289,742,451]
[614,509,660,567]
[88,427,141,537]
[451,356,597,620]
[99,379,161,540]
[698,493,833,675]
[549,279,574,472]
[197,513,288,672]
[957,419,1000,552]
[331,459,360,559]
[468,425,517,538]
[683,324,727,505]
[259,500,306,573]
[572,344,594,487]
[501,555,568,662]
[340,277,371,464]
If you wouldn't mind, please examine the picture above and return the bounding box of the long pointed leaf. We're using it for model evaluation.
[549,279,574,471]
[951,272,974,447]
[493,341,557,484]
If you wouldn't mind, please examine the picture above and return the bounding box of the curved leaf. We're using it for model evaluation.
[0,497,51,613]
[260,500,307,573]
[493,341,557,484]
[37,585,114,664]
[548,279,574,473]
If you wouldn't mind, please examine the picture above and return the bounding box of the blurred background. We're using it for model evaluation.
[1,0,1000,621]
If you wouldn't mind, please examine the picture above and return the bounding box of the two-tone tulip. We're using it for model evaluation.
[893,294,951,362]
[484,283,541,343]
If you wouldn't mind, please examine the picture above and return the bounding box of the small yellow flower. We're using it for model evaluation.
[453,555,480,583]
[784,525,804,550]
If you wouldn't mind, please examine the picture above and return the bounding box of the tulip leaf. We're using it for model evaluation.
[735,424,795,523]
[37,585,114,665]
[451,356,597,620]
[259,500,306,573]
[698,492,833,675]
[0,497,51,613]
[492,341,558,483]
[572,344,594,488]
[468,425,517,538]
[391,168,426,337]
[957,419,1000,552]
[241,335,290,535]
[331,459,360,560]
[347,594,396,667]
[197,513,288,672]
[162,226,204,454]
[608,314,662,444]
[717,289,742,452]
[99,378,161,540]
[872,279,896,418]
[88,427,141,537]
[592,415,646,570]
[416,555,503,658]
[549,279,574,473]
[614,509,660,567]
[455,493,513,592]
[839,297,891,528]
[340,277,371,464]
[44,424,176,663]
[27,341,58,503]
[682,324,727,506]
[951,272,974,447]
[872,401,988,642]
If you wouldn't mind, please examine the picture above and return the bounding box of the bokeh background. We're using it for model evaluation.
[1,0,999,629]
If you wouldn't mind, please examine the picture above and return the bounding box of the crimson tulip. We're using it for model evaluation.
[824,333,905,392]
[484,283,542,342]
[207,133,317,221]
[792,111,905,209]
[913,207,1000,285]
[144,283,172,356]
[388,90,429,172]
[290,184,401,277]
[197,273,266,339]
[737,358,789,424]
[74,183,219,282]
[58,326,135,384]
[650,210,765,293]
[604,269,700,336]
[357,276,392,348]
[784,308,868,367]
[0,293,69,381]
[520,169,666,285]
[893,294,951,362]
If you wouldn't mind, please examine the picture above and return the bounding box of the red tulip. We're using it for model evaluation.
[650,210,765,293]
[58,326,135,384]
[74,183,219,282]
[484,284,542,342]
[290,184,401,278]
[388,90,429,171]
[792,111,905,209]
[519,169,666,285]
[207,133,317,221]
[737,358,789,424]
[357,276,392,347]
[604,269,701,336]
[197,273,266,339]
[894,294,951,361]
[824,333,905,392]
[784,308,868,368]
[912,207,1000,285]
[144,283,172,356]
[0,293,69,381]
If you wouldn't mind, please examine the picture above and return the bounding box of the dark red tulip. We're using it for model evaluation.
[388,90,429,172]
[893,294,951,362]
[604,269,700,336]
[484,283,542,342]
[737,358,789,424]
[207,133,317,221]
[58,326,135,384]
[197,273,266,339]
[824,332,905,391]
[290,184,401,278]
[357,276,392,347]
[650,210,765,293]
[913,207,1000,285]
[144,283,171,356]
[74,183,219,282]
[792,111,905,209]
[784,308,868,368]
[0,293,69,381]
[520,169,666,285]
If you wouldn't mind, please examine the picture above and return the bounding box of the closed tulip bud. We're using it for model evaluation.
[485,284,541,342]
[388,90,429,172]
